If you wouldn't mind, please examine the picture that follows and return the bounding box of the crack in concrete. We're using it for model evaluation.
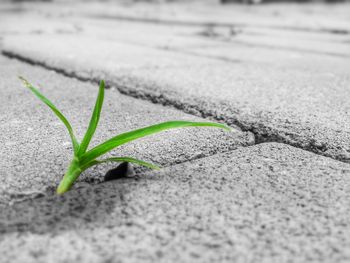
[225,39,350,58]
[2,50,349,166]
[2,50,98,83]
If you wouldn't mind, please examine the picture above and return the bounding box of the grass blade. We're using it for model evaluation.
[82,156,160,170]
[19,76,79,154]
[78,80,105,156]
[80,121,232,165]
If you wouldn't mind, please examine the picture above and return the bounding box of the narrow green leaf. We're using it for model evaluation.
[19,76,80,154]
[80,121,232,165]
[78,80,105,156]
[82,156,160,171]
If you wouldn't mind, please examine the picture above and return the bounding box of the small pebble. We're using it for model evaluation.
[104,162,135,182]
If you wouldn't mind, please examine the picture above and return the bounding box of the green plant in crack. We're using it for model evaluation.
[19,77,233,194]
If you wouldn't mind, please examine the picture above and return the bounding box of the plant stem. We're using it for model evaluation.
[56,157,82,194]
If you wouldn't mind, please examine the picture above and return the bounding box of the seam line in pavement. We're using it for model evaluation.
[2,50,348,165]
[93,14,350,36]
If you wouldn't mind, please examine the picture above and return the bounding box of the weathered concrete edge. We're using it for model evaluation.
[2,141,350,230]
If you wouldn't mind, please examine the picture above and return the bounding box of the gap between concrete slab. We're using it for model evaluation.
[205,38,350,58]
[2,50,346,166]
[93,14,350,36]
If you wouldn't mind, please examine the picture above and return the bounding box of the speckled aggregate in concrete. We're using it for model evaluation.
[1,2,350,262]
[1,143,350,263]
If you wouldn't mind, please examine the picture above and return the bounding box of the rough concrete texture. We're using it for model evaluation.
[1,143,350,263]
[54,0,350,34]
[3,32,350,162]
[83,16,350,58]
[0,55,252,204]
[1,2,350,262]
[67,18,350,74]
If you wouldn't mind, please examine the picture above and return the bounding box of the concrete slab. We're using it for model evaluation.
[82,17,350,58]
[1,11,348,74]
[75,18,350,71]
[80,1,350,34]
[0,55,252,204]
[180,42,350,75]
[0,14,79,37]
[1,2,350,262]
[3,33,350,162]
[1,143,350,262]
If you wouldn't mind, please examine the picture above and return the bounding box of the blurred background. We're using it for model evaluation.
[5,0,350,3]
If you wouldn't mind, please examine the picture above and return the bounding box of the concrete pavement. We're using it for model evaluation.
[1,143,350,262]
[1,1,350,262]
[0,55,252,204]
[3,31,350,162]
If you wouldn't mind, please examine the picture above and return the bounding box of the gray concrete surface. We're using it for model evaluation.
[57,1,350,34]
[1,1,350,262]
[2,0,349,163]
[1,143,350,263]
[3,32,350,162]
[0,55,252,204]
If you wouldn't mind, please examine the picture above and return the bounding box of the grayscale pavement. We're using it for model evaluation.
[0,1,350,262]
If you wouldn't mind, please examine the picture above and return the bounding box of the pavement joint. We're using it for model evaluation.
[110,25,350,59]
[93,14,350,36]
[1,3,350,261]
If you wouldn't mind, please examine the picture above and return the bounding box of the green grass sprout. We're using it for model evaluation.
[19,77,233,194]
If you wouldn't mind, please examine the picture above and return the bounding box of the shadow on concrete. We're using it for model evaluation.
[0,178,143,235]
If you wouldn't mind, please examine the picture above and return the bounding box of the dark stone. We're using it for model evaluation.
[104,162,135,182]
